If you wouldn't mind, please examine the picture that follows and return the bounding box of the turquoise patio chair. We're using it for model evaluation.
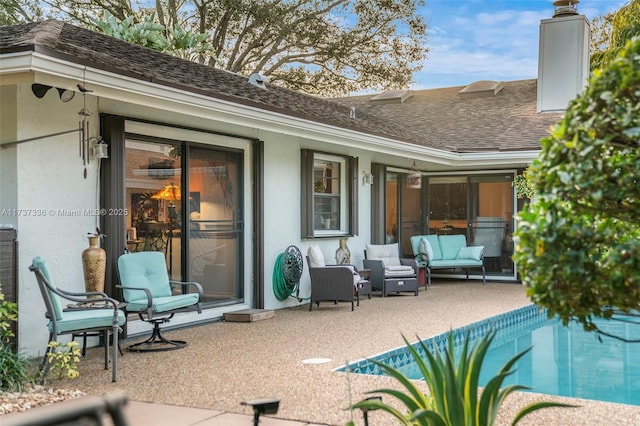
[29,257,125,383]
[116,251,203,352]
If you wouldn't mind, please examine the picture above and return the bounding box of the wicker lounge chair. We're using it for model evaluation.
[364,243,419,297]
[306,245,369,311]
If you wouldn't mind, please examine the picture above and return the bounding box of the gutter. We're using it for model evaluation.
[1,51,540,167]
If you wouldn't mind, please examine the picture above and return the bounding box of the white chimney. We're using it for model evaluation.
[537,0,590,113]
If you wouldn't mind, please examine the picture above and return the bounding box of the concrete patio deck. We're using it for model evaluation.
[17,282,640,425]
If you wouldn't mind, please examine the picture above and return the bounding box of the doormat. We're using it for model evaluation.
[223,309,275,322]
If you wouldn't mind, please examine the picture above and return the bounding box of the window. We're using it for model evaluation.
[301,149,357,238]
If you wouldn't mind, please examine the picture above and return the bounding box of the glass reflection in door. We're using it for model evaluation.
[188,147,243,303]
[125,140,182,280]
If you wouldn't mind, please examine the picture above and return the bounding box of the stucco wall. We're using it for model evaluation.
[8,84,102,356]
[261,131,373,310]
[5,84,375,356]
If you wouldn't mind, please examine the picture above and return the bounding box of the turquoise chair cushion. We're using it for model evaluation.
[32,257,63,321]
[125,294,200,314]
[424,235,442,261]
[439,234,467,260]
[118,251,172,300]
[51,308,126,333]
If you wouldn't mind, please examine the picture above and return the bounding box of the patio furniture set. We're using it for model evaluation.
[29,251,204,384]
[306,234,486,309]
[28,234,485,386]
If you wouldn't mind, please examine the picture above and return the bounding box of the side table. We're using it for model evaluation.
[356,269,372,305]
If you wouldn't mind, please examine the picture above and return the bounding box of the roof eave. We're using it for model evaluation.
[1,50,540,166]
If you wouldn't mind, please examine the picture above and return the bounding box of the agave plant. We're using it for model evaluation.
[350,330,574,426]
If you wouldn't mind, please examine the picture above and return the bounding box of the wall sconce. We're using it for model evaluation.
[90,136,108,159]
[362,170,374,185]
[407,160,422,189]
[31,84,75,102]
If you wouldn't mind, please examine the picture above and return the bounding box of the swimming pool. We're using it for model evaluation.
[340,304,640,406]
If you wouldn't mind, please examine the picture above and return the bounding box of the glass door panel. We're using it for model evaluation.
[188,147,243,303]
[385,172,398,243]
[125,140,182,280]
[427,176,468,236]
[400,175,422,257]
[469,175,514,275]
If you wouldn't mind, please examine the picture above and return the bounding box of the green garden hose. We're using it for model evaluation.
[272,246,306,301]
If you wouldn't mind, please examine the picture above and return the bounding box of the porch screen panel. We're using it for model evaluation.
[469,175,514,275]
[400,175,422,257]
[188,147,243,303]
[385,172,398,244]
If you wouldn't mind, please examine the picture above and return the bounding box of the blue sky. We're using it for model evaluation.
[413,0,627,89]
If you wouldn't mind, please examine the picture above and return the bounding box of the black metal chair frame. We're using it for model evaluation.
[29,262,123,383]
[116,252,204,352]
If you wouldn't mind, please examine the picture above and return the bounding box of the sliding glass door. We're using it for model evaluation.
[124,139,244,304]
[427,173,514,277]
[382,168,516,279]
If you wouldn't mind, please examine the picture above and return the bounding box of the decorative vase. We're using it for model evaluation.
[82,235,106,296]
[335,237,351,265]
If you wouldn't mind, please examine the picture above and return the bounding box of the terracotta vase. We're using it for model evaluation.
[82,235,106,296]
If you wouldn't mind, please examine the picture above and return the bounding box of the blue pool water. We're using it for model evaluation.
[341,305,640,406]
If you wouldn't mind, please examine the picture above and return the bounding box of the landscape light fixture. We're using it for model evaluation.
[359,396,382,426]
[31,83,75,102]
[241,398,280,426]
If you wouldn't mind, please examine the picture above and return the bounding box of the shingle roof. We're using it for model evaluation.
[0,20,447,148]
[334,80,565,152]
[1,20,562,153]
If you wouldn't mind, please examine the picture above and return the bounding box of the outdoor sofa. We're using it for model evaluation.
[410,234,486,286]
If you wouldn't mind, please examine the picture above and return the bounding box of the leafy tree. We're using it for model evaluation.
[0,0,44,25]
[590,0,640,71]
[32,0,429,96]
[514,36,640,341]
[89,10,214,61]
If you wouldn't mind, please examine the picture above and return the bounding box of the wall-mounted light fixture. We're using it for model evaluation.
[31,84,75,102]
[90,136,108,159]
[407,160,422,189]
[362,170,374,185]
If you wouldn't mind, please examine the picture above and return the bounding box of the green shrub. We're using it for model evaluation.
[45,341,82,382]
[0,285,34,391]
[514,36,640,331]
[0,286,17,343]
[0,343,33,392]
[349,330,574,425]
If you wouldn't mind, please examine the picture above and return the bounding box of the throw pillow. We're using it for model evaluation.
[345,265,362,288]
[307,245,326,267]
[419,237,434,262]
[456,246,484,261]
